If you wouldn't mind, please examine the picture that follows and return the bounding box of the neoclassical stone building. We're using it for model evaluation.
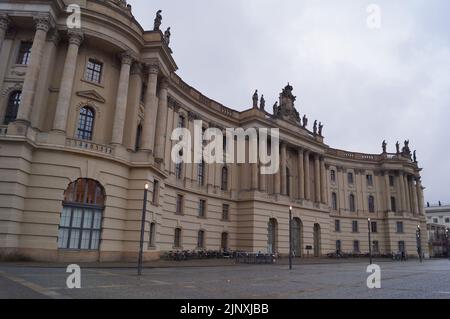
[0,0,427,262]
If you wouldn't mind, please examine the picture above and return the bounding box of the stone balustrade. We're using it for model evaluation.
[66,137,113,154]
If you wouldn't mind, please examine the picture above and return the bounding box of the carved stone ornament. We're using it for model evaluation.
[273,83,301,125]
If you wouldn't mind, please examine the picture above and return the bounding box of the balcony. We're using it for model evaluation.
[65,138,113,155]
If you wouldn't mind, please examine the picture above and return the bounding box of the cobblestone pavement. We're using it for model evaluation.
[0,258,449,299]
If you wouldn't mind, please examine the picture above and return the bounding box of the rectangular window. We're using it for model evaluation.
[17,41,32,65]
[197,161,205,186]
[433,218,438,224]
[85,59,103,83]
[336,240,341,253]
[348,172,354,185]
[330,170,336,183]
[353,240,360,253]
[57,207,102,250]
[372,241,379,253]
[152,180,159,205]
[178,115,185,128]
[398,241,405,252]
[174,228,181,248]
[445,218,450,223]
[176,194,184,215]
[352,220,358,233]
[197,230,205,248]
[198,199,206,218]
[371,221,378,233]
[148,222,156,248]
[389,175,395,187]
[391,197,397,212]
[175,161,183,180]
[335,220,340,232]
[222,204,230,221]
[366,174,373,186]
[396,221,404,233]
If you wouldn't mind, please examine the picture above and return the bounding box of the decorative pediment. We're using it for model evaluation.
[76,90,106,103]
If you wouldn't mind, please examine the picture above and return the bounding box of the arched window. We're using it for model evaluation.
[332,192,338,210]
[76,106,95,140]
[174,228,182,248]
[349,194,356,212]
[148,222,156,248]
[3,91,22,125]
[221,166,228,191]
[368,195,375,213]
[197,230,205,249]
[57,178,105,250]
[135,123,142,151]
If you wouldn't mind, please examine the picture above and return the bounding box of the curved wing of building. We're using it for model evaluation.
[0,0,427,262]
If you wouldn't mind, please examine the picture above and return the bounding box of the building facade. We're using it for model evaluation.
[426,203,450,228]
[0,0,427,262]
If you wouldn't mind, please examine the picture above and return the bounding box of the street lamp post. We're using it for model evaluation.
[368,218,372,265]
[445,228,449,261]
[416,225,422,263]
[289,206,293,270]
[137,183,149,276]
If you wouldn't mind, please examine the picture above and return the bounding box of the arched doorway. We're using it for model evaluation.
[313,223,321,257]
[267,218,278,254]
[292,218,303,257]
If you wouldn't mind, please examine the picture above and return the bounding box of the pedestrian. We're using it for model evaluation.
[401,250,406,262]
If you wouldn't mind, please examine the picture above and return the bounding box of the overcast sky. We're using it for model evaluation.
[128,0,450,204]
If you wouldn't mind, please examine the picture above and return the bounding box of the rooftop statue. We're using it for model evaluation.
[273,83,301,125]
[154,10,162,31]
[313,120,318,135]
[302,114,308,128]
[252,90,258,108]
[164,27,171,45]
[396,141,400,154]
[413,150,417,163]
[260,95,265,110]
[382,140,387,153]
[318,122,324,137]
[273,102,279,115]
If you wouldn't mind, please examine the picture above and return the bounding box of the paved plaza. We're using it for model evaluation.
[0,259,449,299]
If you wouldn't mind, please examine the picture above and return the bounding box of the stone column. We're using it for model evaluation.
[384,172,392,211]
[314,154,321,203]
[411,178,419,216]
[141,64,159,152]
[320,157,327,204]
[404,174,411,213]
[0,14,9,54]
[280,143,287,195]
[16,15,51,124]
[259,168,266,192]
[52,30,83,132]
[416,178,424,215]
[297,149,305,199]
[274,147,281,194]
[168,104,179,174]
[154,78,169,163]
[251,160,259,190]
[111,52,133,145]
[304,151,311,200]
[125,62,143,150]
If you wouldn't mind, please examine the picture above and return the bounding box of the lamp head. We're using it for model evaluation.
[289,206,292,211]
[145,183,149,190]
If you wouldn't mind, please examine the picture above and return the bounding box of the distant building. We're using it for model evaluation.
[425,203,450,227]
[425,203,450,258]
